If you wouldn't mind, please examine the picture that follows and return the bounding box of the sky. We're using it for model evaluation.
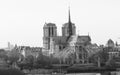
[0,0,120,48]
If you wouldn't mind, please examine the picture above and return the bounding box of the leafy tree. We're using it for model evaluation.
[89,49,109,67]
[106,58,116,67]
[99,49,109,63]
[7,49,20,65]
[50,57,59,64]
[18,55,35,70]
[35,53,52,68]
[0,49,8,61]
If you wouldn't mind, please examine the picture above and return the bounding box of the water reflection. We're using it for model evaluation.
[66,73,101,75]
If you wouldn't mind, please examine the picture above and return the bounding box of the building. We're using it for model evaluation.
[42,8,103,65]
[104,39,120,60]
[15,46,42,58]
[43,9,91,56]
[3,42,14,51]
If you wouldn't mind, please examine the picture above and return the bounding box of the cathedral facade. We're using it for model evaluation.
[43,10,91,54]
[43,9,75,51]
[42,9,104,64]
[43,9,91,59]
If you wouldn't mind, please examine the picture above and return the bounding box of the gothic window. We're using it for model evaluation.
[63,46,65,49]
[49,27,50,36]
[59,46,61,50]
[52,27,54,36]
[79,46,82,51]
[84,54,87,59]
[79,54,82,59]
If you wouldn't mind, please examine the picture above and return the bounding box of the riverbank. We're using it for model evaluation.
[0,68,25,75]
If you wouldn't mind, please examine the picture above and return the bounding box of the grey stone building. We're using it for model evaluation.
[43,9,91,56]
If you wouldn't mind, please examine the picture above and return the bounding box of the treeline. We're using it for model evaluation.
[0,48,60,70]
[17,53,60,70]
[0,46,120,70]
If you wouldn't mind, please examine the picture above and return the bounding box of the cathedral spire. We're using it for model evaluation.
[68,6,71,23]
[68,7,73,36]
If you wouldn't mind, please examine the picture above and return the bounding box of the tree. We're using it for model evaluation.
[35,53,51,68]
[105,58,116,68]
[98,49,109,63]
[89,49,109,67]
[24,55,35,70]
[50,57,59,64]
[7,49,20,65]
[18,55,35,70]
[0,49,8,61]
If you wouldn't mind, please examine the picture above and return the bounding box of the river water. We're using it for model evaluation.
[65,71,120,75]
[66,73,101,75]
[25,71,120,75]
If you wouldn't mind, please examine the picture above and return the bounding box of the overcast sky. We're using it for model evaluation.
[0,0,120,48]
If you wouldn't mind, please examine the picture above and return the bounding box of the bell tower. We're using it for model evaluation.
[43,23,57,50]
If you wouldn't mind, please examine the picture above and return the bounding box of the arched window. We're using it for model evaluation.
[48,27,50,36]
[52,27,54,36]
[59,46,61,50]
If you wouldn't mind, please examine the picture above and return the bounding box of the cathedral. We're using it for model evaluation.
[43,9,93,64]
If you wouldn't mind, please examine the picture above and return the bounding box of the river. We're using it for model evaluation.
[65,71,120,75]
[66,73,101,75]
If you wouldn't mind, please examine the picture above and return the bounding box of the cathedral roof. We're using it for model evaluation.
[77,35,91,43]
[53,36,68,45]
[65,35,91,46]
[52,35,91,45]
